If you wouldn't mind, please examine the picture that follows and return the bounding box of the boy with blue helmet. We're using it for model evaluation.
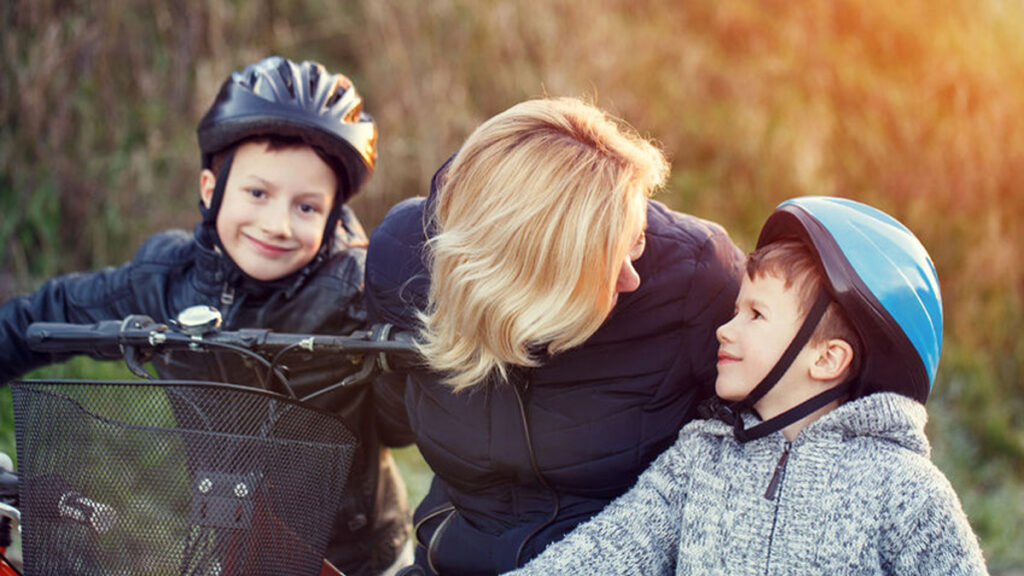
[0,56,410,575]
[505,196,988,575]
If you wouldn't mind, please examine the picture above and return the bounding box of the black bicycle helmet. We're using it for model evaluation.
[197,56,377,204]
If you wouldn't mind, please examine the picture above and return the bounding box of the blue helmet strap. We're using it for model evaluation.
[730,289,834,443]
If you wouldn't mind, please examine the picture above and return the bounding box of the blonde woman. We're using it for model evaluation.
[366,97,743,575]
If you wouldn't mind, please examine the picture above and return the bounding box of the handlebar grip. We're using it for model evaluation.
[26,320,125,358]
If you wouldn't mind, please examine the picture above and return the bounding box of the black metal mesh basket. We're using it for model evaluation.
[11,379,358,576]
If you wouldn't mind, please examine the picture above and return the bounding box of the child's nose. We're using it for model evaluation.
[715,319,733,343]
[260,207,292,237]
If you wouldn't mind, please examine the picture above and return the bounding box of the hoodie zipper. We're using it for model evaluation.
[763,442,791,575]
[764,443,790,500]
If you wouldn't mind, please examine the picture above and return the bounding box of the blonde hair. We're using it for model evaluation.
[418,97,669,391]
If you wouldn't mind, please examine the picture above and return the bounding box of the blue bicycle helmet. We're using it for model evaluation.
[757,196,943,404]
[197,56,377,204]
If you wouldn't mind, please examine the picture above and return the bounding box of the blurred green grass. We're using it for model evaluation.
[2,0,1022,571]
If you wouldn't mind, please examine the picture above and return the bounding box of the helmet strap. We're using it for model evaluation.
[319,194,343,253]
[733,380,850,442]
[195,147,339,295]
[199,148,236,229]
[728,289,833,442]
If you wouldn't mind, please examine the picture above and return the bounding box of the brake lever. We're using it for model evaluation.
[299,354,379,403]
[120,314,161,379]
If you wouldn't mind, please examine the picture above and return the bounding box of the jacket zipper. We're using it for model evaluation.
[216,282,238,384]
[220,282,236,309]
[764,443,790,500]
[763,442,791,575]
[416,504,456,575]
[512,372,560,568]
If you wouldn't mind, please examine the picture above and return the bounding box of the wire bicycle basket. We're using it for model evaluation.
[11,379,358,576]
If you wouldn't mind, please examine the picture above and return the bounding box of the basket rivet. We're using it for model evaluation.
[234,482,249,498]
[198,478,213,494]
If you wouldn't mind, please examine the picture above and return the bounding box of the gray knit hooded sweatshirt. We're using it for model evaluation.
[506,393,988,576]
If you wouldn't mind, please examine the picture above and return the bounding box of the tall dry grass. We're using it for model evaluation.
[2,0,1022,570]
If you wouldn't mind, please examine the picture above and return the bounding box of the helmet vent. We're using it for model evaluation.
[343,102,362,123]
[277,61,296,98]
[198,57,376,202]
[325,87,343,109]
[308,65,320,96]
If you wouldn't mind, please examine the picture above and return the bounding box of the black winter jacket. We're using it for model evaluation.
[365,179,744,575]
[0,212,410,576]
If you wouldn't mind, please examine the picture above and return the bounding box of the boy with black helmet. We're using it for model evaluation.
[505,196,988,575]
[0,56,411,575]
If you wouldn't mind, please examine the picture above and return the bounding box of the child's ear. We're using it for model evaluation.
[199,169,217,208]
[809,338,854,382]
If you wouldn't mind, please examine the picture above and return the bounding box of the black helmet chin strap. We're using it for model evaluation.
[317,180,350,254]
[199,148,236,234]
[733,379,851,442]
[722,290,849,442]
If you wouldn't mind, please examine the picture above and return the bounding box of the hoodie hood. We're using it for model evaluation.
[805,391,930,457]
[696,392,930,457]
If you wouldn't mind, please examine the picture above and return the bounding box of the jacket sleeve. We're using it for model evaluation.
[365,198,430,447]
[503,436,691,576]
[0,262,138,383]
[885,473,990,576]
[372,371,415,447]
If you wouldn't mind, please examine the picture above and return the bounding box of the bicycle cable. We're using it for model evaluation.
[267,342,305,399]
[188,340,295,398]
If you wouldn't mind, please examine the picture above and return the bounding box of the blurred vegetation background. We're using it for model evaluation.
[1,0,1022,571]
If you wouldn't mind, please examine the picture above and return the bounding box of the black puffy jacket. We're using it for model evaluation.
[0,210,410,576]
[365,175,744,575]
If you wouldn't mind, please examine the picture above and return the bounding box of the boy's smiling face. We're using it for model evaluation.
[201,140,337,281]
[714,272,814,406]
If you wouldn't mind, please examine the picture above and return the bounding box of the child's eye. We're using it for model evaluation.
[751,309,764,320]
[297,203,323,216]
[247,188,266,200]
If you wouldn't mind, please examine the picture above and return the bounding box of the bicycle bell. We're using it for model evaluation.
[173,305,223,336]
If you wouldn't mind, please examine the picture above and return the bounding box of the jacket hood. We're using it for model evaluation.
[695,392,930,457]
[807,391,930,456]
[421,154,455,236]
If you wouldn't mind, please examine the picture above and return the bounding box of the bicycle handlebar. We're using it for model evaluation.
[26,318,126,358]
[7,311,423,570]
[26,314,423,380]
